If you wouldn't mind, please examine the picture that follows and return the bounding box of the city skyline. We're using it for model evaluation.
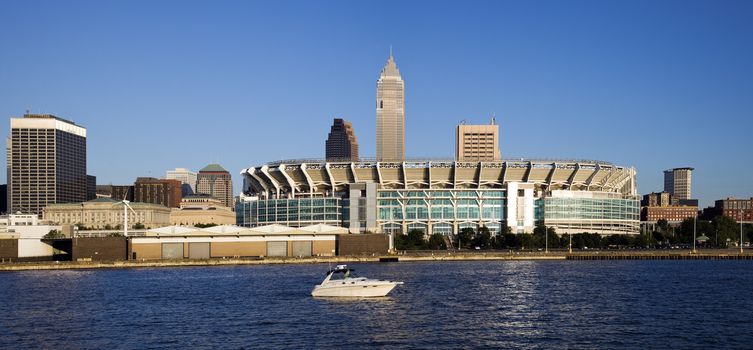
[1,1,752,207]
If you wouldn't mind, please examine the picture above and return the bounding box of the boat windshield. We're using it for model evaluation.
[328,269,354,280]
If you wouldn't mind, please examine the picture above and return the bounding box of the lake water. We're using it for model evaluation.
[2,261,753,349]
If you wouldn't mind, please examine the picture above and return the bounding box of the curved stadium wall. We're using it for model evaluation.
[238,158,639,235]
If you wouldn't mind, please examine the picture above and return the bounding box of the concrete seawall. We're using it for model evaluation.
[1,251,752,271]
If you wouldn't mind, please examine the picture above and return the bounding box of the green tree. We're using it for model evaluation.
[194,223,218,228]
[474,226,492,249]
[427,233,448,250]
[394,232,409,250]
[43,230,65,239]
[533,225,559,249]
[713,215,739,247]
[406,229,427,249]
[457,227,475,249]
[132,222,145,230]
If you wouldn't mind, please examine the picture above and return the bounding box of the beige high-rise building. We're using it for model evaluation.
[663,167,693,201]
[196,164,234,210]
[376,54,405,162]
[455,119,501,161]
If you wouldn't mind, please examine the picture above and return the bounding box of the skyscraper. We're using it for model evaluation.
[325,118,359,161]
[196,164,233,209]
[455,118,501,161]
[663,167,693,201]
[7,114,87,214]
[166,167,197,196]
[376,54,405,162]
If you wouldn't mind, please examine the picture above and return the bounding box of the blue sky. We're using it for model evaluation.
[1,0,751,207]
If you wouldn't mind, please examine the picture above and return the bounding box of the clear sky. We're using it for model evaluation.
[1,0,751,207]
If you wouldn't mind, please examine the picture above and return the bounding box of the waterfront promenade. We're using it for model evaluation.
[1,249,752,271]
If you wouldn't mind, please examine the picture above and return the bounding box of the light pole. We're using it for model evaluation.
[692,215,697,254]
[740,208,744,255]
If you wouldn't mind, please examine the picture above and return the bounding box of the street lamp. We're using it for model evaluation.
[692,215,697,254]
[740,208,744,255]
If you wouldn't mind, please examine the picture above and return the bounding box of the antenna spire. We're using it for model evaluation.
[389,45,393,58]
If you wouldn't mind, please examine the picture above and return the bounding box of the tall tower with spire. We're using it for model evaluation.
[376,53,405,162]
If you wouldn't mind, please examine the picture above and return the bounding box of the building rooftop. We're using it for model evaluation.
[23,113,78,125]
[200,164,228,173]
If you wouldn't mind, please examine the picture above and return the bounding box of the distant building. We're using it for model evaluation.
[196,164,233,209]
[641,192,673,207]
[640,191,697,223]
[43,198,171,229]
[376,54,405,162]
[134,177,182,208]
[7,114,87,215]
[325,118,359,161]
[714,197,753,222]
[101,185,135,201]
[86,175,97,201]
[169,194,236,226]
[0,184,6,214]
[0,213,60,260]
[641,205,697,223]
[664,167,693,202]
[456,119,501,161]
[165,167,197,196]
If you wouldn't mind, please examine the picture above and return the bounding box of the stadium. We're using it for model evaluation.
[238,158,640,236]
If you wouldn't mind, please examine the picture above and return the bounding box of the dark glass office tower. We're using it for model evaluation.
[325,118,359,162]
[7,114,87,214]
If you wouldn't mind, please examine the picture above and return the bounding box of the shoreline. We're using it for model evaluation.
[2,250,752,271]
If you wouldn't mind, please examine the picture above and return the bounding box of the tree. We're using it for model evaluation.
[406,229,427,249]
[427,233,448,250]
[43,230,65,239]
[457,227,475,249]
[474,226,492,249]
[194,223,218,228]
[132,222,145,229]
[713,215,739,247]
[533,225,559,249]
[394,232,409,250]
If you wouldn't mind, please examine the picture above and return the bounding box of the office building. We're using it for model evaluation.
[7,114,87,215]
[456,119,501,161]
[664,167,693,201]
[325,118,359,161]
[0,184,6,214]
[165,167,197,196]
[641,192,673,207]
[96,185,136,201]
[376,54,405,162]
[196,164,233,209]
[714,198,753,222]
[86,175,97,201]
[134,177,182,208]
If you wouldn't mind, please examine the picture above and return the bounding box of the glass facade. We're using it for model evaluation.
[236,188,640,235]
[237,198,343,227]
[539,197,640,234]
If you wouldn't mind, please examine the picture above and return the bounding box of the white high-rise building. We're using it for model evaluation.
[166,167,197,195]
[376,54,405,162]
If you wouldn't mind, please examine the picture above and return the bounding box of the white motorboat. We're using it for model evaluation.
[311,265,404,297]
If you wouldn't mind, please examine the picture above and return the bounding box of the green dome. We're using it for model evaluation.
[200,164,227,172]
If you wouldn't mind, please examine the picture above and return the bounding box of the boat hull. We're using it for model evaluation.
[311,282,399,297]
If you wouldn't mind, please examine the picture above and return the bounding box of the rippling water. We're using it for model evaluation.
[2,261,753,349]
